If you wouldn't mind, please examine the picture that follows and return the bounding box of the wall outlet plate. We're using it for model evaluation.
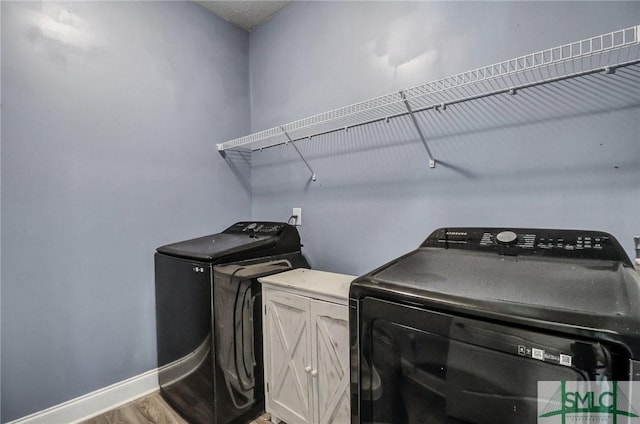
[292,208,302,226]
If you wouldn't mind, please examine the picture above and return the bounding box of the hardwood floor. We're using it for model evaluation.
[80,392,274,424]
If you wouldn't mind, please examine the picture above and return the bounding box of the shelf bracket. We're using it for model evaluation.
[400,91,436,168]
[280,127,317,181]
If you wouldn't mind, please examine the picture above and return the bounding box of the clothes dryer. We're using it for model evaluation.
[350,227,640,424]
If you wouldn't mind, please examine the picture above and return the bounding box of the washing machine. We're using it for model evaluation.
[155,221,308,424]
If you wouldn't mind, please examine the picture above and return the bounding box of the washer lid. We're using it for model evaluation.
[157,232,276,261]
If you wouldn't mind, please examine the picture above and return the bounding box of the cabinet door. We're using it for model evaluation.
[264,289,312,424]
[311,299,350,424]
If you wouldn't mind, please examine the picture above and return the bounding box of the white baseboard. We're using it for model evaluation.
[7,369,159,424]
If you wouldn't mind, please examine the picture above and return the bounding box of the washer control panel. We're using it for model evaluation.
[422,227,631,264]
[224,221,286,235]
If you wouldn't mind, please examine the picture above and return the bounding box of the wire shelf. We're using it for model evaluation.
[217,25,640,153]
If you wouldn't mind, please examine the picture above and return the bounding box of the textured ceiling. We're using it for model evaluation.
[196,1,290,32]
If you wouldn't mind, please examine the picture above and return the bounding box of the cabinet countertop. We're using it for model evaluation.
[258,268,356,304]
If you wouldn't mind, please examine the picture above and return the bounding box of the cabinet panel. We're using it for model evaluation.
[264,290,312,424]
[311,300,350,424]
[261,270,354,424]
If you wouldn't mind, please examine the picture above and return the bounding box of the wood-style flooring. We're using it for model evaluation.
[80,392,274,424]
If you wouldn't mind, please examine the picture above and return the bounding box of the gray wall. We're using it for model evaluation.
[249,1,640,275]
[1,2,250,421]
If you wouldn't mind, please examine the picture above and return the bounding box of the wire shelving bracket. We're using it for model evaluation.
[217,25,640,170]
[400,90,436,168]
[280,126,317,182]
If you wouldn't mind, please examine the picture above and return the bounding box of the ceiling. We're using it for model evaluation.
[195,1,290,32]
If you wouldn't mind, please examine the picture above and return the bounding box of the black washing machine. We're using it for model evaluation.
[155,221,308,424]
[350,227,640,424]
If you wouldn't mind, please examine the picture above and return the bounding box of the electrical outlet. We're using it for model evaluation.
[292,208,302,226]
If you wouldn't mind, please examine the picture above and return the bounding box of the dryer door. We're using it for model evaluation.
[353,297,624,424]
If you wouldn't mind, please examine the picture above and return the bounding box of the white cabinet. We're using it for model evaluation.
[263,289,313,423]
[259,269,356,424]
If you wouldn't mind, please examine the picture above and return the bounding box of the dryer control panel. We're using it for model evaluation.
[422,227,632,265]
